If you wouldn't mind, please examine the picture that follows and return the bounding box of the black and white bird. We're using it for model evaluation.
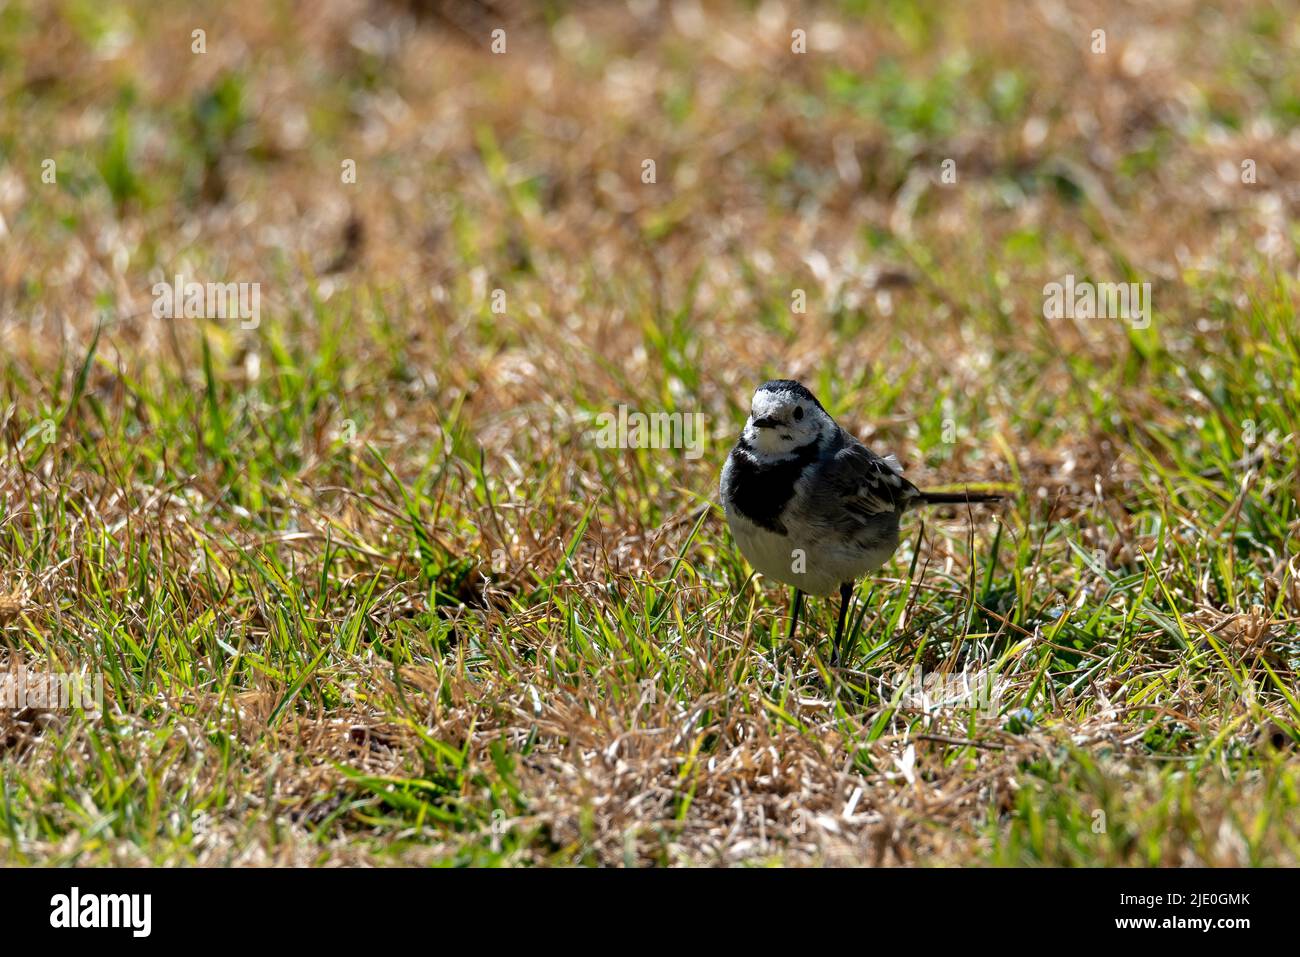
[720,379,1002,667]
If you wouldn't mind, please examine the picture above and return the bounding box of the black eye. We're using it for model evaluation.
[793,406,804,421]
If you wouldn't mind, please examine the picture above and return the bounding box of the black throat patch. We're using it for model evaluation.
[727,438,821,534]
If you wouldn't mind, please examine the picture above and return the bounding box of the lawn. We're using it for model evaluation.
[1,0,1298,866]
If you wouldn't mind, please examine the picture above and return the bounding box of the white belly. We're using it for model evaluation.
[726,510,893,596]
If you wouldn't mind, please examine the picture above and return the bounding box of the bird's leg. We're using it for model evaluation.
[787,588,804,641]
[831,581,853,668]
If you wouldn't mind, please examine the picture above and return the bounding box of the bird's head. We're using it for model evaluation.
[744,379,835,455]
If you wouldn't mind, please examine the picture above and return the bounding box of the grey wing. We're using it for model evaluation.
[817,441,920,525]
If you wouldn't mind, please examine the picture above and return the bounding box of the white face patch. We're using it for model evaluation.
[749,422,793,454]
[744,387,829,456]
[749,389,786,423]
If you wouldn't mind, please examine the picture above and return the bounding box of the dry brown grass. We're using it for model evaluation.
[1,0,1299,865]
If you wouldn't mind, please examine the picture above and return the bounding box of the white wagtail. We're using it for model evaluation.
[721,379,1002,667]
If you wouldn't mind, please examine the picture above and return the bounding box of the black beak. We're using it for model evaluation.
[751,416,779,429]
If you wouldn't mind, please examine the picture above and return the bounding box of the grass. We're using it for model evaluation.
[1,0,1299,866]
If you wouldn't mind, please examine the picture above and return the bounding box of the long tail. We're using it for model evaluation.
[913,489,1004,507]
